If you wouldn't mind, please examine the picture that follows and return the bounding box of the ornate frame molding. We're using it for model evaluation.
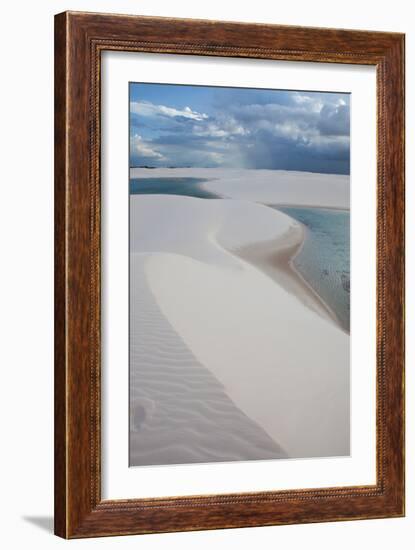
[55,11,405,538]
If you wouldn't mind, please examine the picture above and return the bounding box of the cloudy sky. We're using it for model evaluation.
[129,83,350,174]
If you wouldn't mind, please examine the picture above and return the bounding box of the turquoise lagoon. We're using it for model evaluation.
[130,177,350,332]
[277,206,350,332]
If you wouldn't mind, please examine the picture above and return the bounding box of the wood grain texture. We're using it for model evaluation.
[54,11,68,538]
[54,11,405,539]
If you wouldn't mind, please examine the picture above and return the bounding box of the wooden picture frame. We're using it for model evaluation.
[54,11,405,538]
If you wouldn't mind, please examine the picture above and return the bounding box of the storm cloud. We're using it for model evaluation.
[129,84,350,174]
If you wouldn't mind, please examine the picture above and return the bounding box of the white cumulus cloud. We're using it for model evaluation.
[192,118,248,138]
[131,101,208,121]
[130,134,165,160]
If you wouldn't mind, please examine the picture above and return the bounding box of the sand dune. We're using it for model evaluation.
[130,167,349,209]
[130,253,287,466]
[130,195,350,461]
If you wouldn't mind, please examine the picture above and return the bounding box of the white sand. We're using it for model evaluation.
[130,167,350,209]
[130,254,287,466]
[131,194,350,459]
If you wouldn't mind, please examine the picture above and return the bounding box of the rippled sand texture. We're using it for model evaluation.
[130,194,350,465]
[130,254,286,466]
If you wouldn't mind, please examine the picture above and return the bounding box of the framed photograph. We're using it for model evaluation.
[54,11,405,538]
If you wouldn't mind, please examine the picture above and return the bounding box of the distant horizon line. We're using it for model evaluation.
[129,165,350,176]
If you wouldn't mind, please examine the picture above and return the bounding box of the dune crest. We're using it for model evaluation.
[130,194,349,460]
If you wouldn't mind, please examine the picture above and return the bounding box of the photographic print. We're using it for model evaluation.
[55,14,405,537]
[129,82,350,467]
